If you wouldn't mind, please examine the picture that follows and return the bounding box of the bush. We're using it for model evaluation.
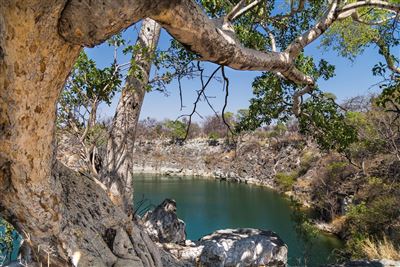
[299,150,318,176]
[275,172,298,191]
[346,196,400,239]
[343,195,400,259]
[164,120,187,141]
[311,160,355,221]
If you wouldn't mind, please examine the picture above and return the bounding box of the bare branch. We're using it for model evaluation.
[351,10,398,26]
[285,0,340,59]
[292,85,313,116]
[197,62,220,117]
[178,66,222,140]
[59,0,312,85]
[338,0,400,19]
[221,66,234,136]
[228,0,263,22]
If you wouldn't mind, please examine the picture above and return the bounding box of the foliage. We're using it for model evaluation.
[311,160,354,221]
[164,120,187,141]
[86,123,109,147]
[321,17,379,60]
[267,123,287,138]
[275,171,298,191]
[235,55,335,130]
[203,115,233,140]
[374,62,400,116]
[298,93,358,153]
[58,51,121,127]
[234,53,358,152]
[344,196,400,259]
[290,199,320,266]
[299,150,318,176]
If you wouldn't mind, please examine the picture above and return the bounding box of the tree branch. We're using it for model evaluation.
[337,0,400,19]
[221,66,234,136]
[59,0,312,85]
[227,0,263,22]
[375,37,400,74]
[59,0,399,88]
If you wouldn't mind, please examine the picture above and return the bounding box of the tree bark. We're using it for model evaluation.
[0,1,80,264]
[102,19,161,214]
[0,3,166,266]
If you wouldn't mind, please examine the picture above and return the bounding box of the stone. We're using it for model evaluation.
[198,228,288,267]
[113,258,144,267]
[142,199,186,244]
[325,259,400,267]
[162,228,288,267]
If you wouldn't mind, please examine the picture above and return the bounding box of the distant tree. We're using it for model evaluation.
[164,120,187,141]
[58,51,122,175]
[203,115,234,139]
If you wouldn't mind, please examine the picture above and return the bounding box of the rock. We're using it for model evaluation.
[71,250,108,267]
[162,228,288,267]
[198,228,287,267]
[3,261,24,267]
[325,259,400,267]
[113,258,144,267]
[142,199,186,244]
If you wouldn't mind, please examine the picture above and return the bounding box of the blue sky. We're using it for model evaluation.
[86,24,386,123]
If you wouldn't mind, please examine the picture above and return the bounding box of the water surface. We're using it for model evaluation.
[134,175,343,267]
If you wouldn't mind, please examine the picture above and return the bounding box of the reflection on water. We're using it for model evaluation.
[134,175,343,266]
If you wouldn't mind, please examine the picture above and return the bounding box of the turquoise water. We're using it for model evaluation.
[134,175,343,267]
[0,222,20,266]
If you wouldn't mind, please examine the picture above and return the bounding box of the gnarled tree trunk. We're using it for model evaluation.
[0,1,80,264]
[0,3,166,266]
[103,19,161,214]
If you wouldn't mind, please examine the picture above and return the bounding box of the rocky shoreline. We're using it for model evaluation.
[131,137,315,195]
[56,134,399,266]
[140,199,288,266]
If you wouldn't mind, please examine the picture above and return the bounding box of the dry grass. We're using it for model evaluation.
[361,236,400,260]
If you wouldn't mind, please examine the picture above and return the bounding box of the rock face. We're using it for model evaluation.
[197,229,288,267]
[161,228,288,267]
[131,137,314,189]
[142,199,186,244]
[325,259,400,267]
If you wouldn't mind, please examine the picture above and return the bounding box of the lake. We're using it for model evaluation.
[134,175,343,267]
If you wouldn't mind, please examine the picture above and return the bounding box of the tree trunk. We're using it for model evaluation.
[0,1,80,264]
[0,3,167,266]
[103,19,161,214]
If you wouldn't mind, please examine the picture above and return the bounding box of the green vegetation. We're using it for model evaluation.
[275,172,298,192]
[290,199,320,266]
[164,120,187,141]
[299,150,317,176]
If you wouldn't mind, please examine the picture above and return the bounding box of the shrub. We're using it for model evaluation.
[343,195,400,259]
[311,160,356,221]
[346,196,400,239]
[299,150,318,176]
[275,172,298,191]
[164,120,187,141]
